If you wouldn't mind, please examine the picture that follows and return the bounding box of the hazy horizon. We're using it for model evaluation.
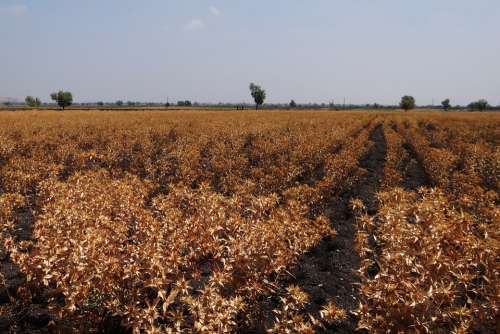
[1,0,499,105]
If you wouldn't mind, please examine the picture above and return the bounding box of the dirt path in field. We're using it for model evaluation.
[317,123,386,333]
[243,124,388,334]
[400,142,432,191]
[0,198,34,302]
[0,188,57,333]
[0,190,35,302]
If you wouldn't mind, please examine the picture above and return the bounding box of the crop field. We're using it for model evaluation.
[0,110,498,333]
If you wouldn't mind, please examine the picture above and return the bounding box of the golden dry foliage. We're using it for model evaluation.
[354,113,500,333]
[356,188,499,333]
[0,110,499,333]
[380,123,408,190]
[1,110,366,332]
[397,116,499,222]
[267,285,346,333]
[4,170,335,332]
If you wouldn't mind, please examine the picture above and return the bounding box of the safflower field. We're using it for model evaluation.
[0,110,498,333]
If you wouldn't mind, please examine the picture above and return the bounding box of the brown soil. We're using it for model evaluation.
[0,189,56,333]
[400,142,432,191]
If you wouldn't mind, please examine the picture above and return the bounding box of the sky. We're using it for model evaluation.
[1,0,499,105]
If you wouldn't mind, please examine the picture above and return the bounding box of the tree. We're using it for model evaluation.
[25,96,41,107]
[441,99,451,111]
[25,96,35,107]
[289,100,297,108]
[249,83,266,110]
[97,101,104,106]
[400,96,416,111]
[50,91,73,110]
[177,100,192,107]
[116,100,123,107]
[468,99,489,111]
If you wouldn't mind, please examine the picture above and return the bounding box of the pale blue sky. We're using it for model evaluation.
[1,0,499,105]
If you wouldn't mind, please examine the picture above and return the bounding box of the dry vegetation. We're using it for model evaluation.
[0,110,498,333]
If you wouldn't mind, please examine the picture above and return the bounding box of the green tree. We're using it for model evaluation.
[468,99,489,111]
[400,96,416,111]
[249,83,266,110]
[289,99,297,108]
[50,91,73,110]
[97,101,104,106]
[116,100,124,106]
[441,99,451,111]
[25,96,35,107]
[177,100,192,107]
[25,96,41,107]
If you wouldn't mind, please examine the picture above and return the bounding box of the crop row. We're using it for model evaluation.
[355,114,499,333]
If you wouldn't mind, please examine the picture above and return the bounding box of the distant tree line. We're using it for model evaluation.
[177,100,192,107]
[467,99,490,111]
[398,96,495,112]
[2,87,498,112]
